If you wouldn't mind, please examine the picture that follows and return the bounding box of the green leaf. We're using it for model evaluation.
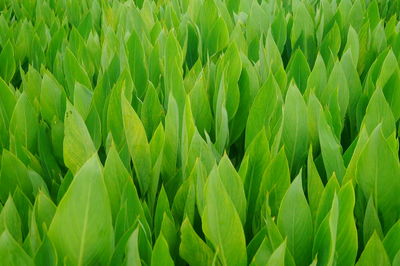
[188,71,212,137]
[356,125,400,231]
[148,123,165,210]
[203,167,247,266]
[85,103,102,150]
[179,218,214,266]
[164,35,185,116]
[114,180,148,243]
[0,77,16,126]
[257,147,290,219]
[362,87,396,138]
[73,82,93,120]
[344,26,360,66]
[320,23,341,64]
[318,112,346,183]
[307,148,324,223]
[363,197,384,246]
[214,78,229,154]
[162,94,179,182]
[282,83,308,175]
[154,187,173,239]
[247,227,267,263]
[245,74,282,148]
[342,127,369,184]
[9,92,39,155]
[194,159,209,215]
[306,92,323,152]
[356,232,390,266]
[383,221,400,262]
[103,144,132,222]
[312,193,339,266]
[34,234,57,266]
[141,83,164,139]
[106,76,130,169]
[229,56,259,144]
[259,30,287,92]
[0,230,34,266]
[121,92,152,195]
[0,196,22,243]
[0,41,16,83]
[219,42,241,120]
[48,155,114,265]
[151,234,174,266]
[63,48,91,97]
[367,0,380,29]
[207,17,229,55]
[242,130,270,234]
[277,173,313,266]
[315,175,340,229]
[323,61,349,122]
[341,50,362,131]
[159,213,178,259]
[125,228,141,266]
[63,102,96,174]
[171,173,196,225]
[376,50,398,91]
[266,240,287,266]
[126,30,148,99]
[336,182,358,265]
[217,154,247,224]
[40,71,66,123]
[181,96,197,178]
[307,53,327,100]
[21,66,41,106]
[377,51,400,121]
[0,150,33,202]
[24,207,41,256]
[12,188,31,239]
[271,11,287,54]
[33,191,56,238]
[291,2,316,63]
[250,237,273,266]
[287,49,311,94]
[349,0,364,31]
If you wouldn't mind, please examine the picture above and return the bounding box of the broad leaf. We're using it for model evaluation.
[202,167,247,266]
[277,174,313,266]
[48,155,114,265]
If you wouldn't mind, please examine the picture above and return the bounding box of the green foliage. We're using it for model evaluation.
[0,0,400,265]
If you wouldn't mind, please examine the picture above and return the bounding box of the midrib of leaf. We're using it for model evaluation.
[289,103,300,172]
[374,157,378,216]
[214,201,228,266]
[78,186,92,266]
[246,159,258,217]
[0,102,8,123]
[290,208,296,257]
[296,57,303,91]
[0,107,7,141]
[113,107,127,153]
[23,106,28,148]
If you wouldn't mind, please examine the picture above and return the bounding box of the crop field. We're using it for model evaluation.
[0,0,400,265]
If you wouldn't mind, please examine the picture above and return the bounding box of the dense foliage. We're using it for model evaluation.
[1,0,400,265]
